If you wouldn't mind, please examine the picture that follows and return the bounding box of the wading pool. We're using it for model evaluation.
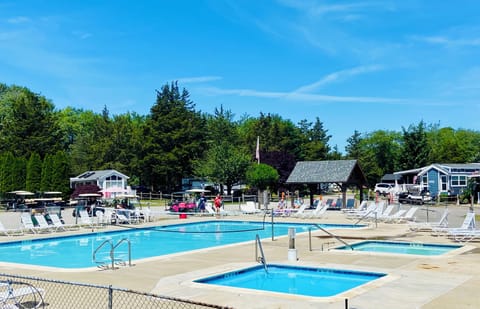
[195,264,386,297]
[336,240,462,256]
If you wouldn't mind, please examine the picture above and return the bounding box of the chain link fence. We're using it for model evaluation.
[0,273,232,309]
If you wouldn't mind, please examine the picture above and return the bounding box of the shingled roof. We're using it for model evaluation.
[286,160,368,186]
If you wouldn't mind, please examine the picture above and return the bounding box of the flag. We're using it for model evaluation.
[255,136,260,163]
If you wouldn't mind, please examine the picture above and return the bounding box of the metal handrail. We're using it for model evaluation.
[93,238,132,269]
[310,224,354,251]
[93,240,114,269]
[113,238,132,267]
[255,234,268,272]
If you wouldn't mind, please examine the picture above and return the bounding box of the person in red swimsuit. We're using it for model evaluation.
[214,194,222,214]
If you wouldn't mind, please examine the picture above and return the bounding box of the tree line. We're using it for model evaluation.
[1,81,479,198]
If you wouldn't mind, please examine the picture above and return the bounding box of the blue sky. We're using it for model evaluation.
[0,1,478,151]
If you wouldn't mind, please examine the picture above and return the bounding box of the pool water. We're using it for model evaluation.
[0,221,361,268]
[336,241,462,256]
[195,264,386,297]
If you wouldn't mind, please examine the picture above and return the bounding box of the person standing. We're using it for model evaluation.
[214,194,222,214]
[198,193,207,213]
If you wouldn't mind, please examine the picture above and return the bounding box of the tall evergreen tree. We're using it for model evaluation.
[299,117,331,161]
[51,151,71,195]
[142,82,206,192]
[12,156,27,191]
[40,154,54,192]
[0,85,61,158]
[345,130,363,159]
[26,152,42,192]
[399,121,431,170]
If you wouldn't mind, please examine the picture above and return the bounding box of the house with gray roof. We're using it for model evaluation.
[394,163,480,197]
[286,160,368,207]
[70,169,130,198]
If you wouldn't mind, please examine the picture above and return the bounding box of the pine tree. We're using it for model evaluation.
[142,82,206,192]
[26,152,42,192]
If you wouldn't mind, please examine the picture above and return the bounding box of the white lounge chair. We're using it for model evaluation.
[291,203,310,218]
[396,206,419,223]
[116,213,132,224]
[432,211,476,236]
[384,209,407,223]
[361,202,387,221]
[205,203,217,216]
[21,213,50,233]
[301,203,328,219]
[343,200,367,214]
[50,213,79,231]
[446,226,480,242]
[20,213,38,234]
[34,215,53,233]
[103,208,115,224]
[345,201,379,219]
[409,208,449,231]
[0,281,45,308]
[375,205,395,221]
[0,219,24,236]
[240,202,262,214]
[79,210,95,227]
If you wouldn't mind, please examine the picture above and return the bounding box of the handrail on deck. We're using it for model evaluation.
[310,224,354,251]
[255,234,268,272]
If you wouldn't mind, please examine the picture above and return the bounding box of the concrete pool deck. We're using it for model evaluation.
[0,203,479,308]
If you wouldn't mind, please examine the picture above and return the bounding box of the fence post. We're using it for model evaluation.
[109,285,113,309]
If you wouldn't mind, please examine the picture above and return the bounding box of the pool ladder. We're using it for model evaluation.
[93,238,132,270]
[255,234,268,273]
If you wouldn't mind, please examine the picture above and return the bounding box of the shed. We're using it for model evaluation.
[286,160,368,208]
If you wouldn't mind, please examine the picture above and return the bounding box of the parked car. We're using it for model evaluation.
[374,183,394,196]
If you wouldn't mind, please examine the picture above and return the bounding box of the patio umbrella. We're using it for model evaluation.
[8,190,35,196]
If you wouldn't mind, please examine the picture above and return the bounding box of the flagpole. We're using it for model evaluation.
[256,136,260,164]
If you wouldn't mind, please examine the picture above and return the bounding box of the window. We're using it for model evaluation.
[441,175,447,191]
[105,175,123,189]
[422,175,428,191]
[451,175,467,187]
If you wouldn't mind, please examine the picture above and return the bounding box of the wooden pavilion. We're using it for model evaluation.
[286,160,368,208]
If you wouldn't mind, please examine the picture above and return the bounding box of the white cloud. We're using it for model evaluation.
[72,31,92,40]
[413,35,480,47]
[294,65,384,93]
[201,86,404,104]
[176,76,222,84]
[6,16,31,24]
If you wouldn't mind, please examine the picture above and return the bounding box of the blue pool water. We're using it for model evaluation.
[0,221,361,268]
[336,240,462,256]
[195,264,386,297]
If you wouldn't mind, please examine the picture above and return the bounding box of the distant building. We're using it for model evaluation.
[70,169,130,198]
[394,163,480,196]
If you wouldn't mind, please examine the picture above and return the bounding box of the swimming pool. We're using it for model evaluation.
[336,240,462,256]
[195,264,386,297]
[0,221,362,269]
